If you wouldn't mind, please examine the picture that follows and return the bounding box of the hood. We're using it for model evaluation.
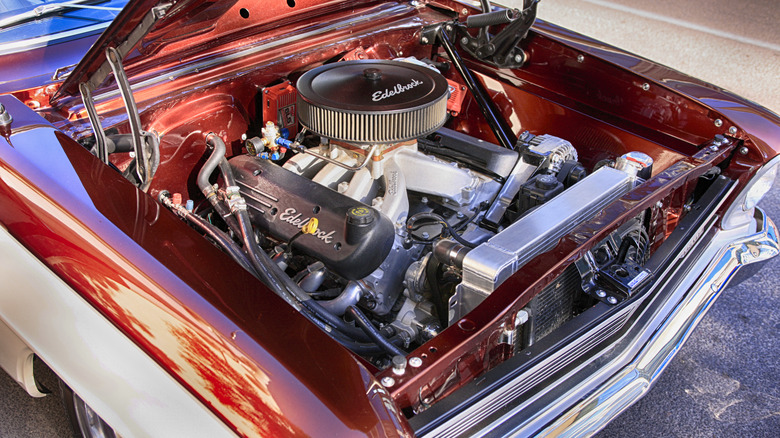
[52,0,375,103]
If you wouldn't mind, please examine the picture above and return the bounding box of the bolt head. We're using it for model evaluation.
[712,134,727,146]
[596,289,607,298]
[421,36,429,44]
[729,126,738,135]
[392,355,407,375]
[607,296,618,305]
[642,83,650,91]
[739,146,749,155]
[577,54,584,63]
[381,376,395,387]
[461,36,469,45]
[656,201,663,209]
[409,357,423,368]
[514,54,523,63]
[714,119,723,127]
[0,105,11,126]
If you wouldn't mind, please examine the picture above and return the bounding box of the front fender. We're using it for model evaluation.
[0,94,410,437]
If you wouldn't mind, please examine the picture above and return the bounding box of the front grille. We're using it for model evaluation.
[431,307,634,438]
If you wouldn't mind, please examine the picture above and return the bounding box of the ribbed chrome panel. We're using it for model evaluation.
[425,305,635,438]
[298,94,448,144]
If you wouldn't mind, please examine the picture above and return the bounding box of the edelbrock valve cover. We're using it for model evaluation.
[228,155,394,280]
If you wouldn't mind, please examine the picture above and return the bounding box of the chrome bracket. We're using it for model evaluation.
[299,144,378,172]
[52,64,76,81]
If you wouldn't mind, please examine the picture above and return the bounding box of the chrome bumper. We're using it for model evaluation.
[538,207,778,437]
[418,207,779,437]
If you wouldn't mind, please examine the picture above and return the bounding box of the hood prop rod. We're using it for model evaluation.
[78,48,159,192]
[424,24,517,150]
[75,4,171,191]
[104,46,158,192]
[79,83,109,165]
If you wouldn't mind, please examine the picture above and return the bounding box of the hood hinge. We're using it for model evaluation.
[78,3,171,191]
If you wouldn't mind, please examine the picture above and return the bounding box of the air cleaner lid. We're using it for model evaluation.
[297,60,449,144]
[298,59,448,113]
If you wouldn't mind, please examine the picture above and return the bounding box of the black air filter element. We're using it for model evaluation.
[296,60,449,144]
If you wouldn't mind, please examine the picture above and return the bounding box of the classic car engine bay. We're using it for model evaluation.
[148,55,657,361]
[34,0,749,422]
[215,56,656,350]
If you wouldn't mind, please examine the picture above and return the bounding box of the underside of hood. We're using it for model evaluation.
[52,0,375,103]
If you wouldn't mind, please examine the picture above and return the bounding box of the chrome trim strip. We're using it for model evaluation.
[0,23,109,55]
[428,305,636,438]
[537,208,778,437]
[497,180,735,436]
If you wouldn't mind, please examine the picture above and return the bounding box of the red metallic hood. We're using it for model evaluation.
[52,0,377,103]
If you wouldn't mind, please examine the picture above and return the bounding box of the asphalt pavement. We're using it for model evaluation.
[1,1,778,437]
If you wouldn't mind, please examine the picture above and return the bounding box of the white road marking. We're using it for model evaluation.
[578,0,780,52]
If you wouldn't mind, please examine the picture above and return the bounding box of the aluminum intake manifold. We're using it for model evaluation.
[283,141,501,314]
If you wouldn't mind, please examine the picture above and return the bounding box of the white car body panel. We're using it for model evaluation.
[0,224,236,438]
